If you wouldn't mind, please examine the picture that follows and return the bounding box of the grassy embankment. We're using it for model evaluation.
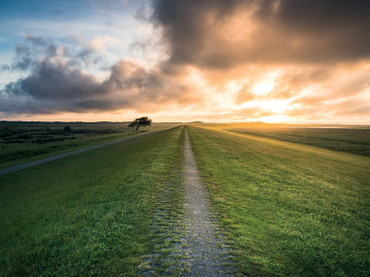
[227,126,370,157]
[0,126,184,276]
[187,126,369,276]
[0,122,180,169]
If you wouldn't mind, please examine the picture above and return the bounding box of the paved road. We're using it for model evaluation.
[0,130,163,176]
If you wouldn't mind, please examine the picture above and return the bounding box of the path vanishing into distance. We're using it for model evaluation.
[0,130,164,176]
[140,127,234,276]
[2,126,235,275]
[182,128,234,275]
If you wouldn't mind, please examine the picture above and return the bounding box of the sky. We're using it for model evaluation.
[0,0,369,123]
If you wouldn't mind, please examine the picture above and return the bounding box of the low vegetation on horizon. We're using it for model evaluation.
[0,121,180,169]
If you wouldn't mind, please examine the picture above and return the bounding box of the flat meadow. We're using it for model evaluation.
[224,123,370,156]
[0,121,180,169]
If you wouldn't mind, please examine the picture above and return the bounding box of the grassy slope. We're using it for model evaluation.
[188,126,369,276]
[227,127,370,157]
[0,126,184,276]
[0,131,138,169]
[0,123,180,169]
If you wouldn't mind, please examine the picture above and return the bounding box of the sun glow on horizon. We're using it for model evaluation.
[235,99,291,114]
[0,1,369,124]
[252,81,275,96]
[251,72,278,96]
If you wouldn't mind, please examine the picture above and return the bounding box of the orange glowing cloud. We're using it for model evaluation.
[1,0,369,123]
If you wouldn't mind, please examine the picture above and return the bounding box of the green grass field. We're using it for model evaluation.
[0,121,180,169]
[1,122,369,276]
[188,126,369,276]
[0,126,184,276]
[226,125,370,157]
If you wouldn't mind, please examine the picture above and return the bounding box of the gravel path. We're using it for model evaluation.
[139,127,234,276]
[183,128,233,276]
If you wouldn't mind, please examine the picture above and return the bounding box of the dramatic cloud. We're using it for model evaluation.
[0,36,192,115]
[1,0,369,123]
[152,0,370,68]
[147,0,370,123]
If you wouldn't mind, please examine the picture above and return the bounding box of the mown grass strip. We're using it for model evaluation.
[138,126,188,275]
[0,127,183,276]
[188,126,370,276]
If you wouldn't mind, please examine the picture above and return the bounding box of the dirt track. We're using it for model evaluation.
[140,128,234,276]
[183,128,233,276]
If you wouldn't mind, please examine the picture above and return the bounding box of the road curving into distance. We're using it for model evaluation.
[0,129,166,176]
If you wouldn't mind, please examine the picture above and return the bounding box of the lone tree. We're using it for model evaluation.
[128,117,152,131]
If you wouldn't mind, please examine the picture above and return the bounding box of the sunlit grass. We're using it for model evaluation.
[188,126,370,276]
[227,126,370,156]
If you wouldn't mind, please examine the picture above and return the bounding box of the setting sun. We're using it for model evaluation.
[252,81,275,96]
[259,99,290,114]
[0,0,369,124]
[0,1,369,276]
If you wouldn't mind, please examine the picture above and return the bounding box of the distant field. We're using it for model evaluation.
[0,126,184,276]
[226,126,370,157]
[188,126,370,276]
[0,121,180,169]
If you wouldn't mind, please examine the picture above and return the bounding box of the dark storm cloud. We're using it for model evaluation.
[1,60,106,114]
[151,0,370,68]
[3,62,99,101]
[0,37,188,114]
